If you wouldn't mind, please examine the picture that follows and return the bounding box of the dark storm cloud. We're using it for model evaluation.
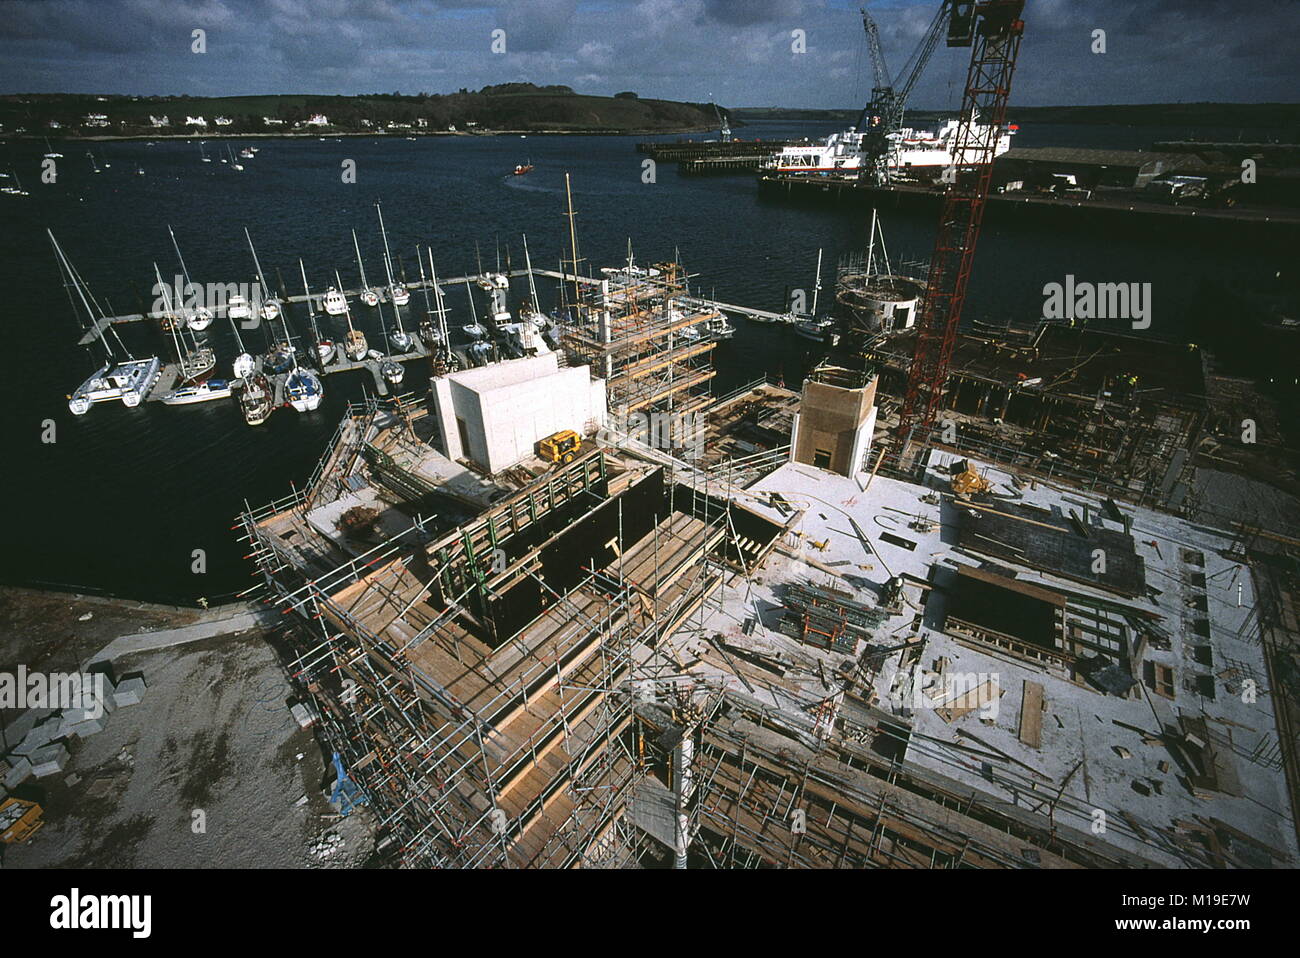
[0,0,1295,107]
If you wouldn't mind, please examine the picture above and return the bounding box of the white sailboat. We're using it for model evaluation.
[372,268,406,388]
[168,225,214,331]
[161,379,232,405]
[243,228,282,322]
[352,230,381,307]
[199,141,212,163]
[87,152,102,175]
[335,269,368,362]
[227,145,243,171]
[375,203,412,351]
[416,245,446,348]
[462,280,487,339]
[51,231,162,415]
[299,259,336,367]
[155,263,216,384]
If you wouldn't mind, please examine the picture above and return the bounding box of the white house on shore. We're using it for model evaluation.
[214,116,233,126]
[149,115,170,127]
[304,113,329,126]
[185,116,208,127]
[262,116,285,126]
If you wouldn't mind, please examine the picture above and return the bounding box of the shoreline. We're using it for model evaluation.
[3,124,721,144]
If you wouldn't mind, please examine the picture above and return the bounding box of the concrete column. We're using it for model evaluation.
[673,731,694,869]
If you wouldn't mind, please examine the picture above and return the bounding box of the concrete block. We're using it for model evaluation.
[112,676,147,707]
[3,754,34,788]
[290,702,318,729]
[29,743,71,778]
[69,717,105,738]
[1,708,47,745]
[11,714,62,755]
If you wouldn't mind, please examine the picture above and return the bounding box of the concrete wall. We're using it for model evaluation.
[429,354,606,473]
[791,374,878,477]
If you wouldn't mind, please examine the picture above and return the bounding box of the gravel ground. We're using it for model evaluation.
[3,625,375,869]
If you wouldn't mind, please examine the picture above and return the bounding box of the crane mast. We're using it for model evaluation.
[856,1,955,184]
[892,0,1026,466]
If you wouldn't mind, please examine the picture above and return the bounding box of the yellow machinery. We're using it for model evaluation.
[952,466,992,497]
[0,796,44,844]
[537,429,582,465]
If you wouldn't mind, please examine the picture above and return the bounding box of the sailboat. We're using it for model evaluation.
[244,228,282,322]
[238,372,273,426]
[462,280,487,340]
[416,245,445,348]
[335,269,368,362]
[353,230,380,307]
[155,263,216,384]
[372,271,406,387]
[44,139,63,159]
[375,203,412,351]
[299,259,336,367]
[790,248,838,344]
[168,226,214,331]
[87,152,102,175]
[199,141,212,163]
[51,231,161,415]
[227,145,244,171]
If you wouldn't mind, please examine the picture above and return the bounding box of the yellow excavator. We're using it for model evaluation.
[537,429,582,465]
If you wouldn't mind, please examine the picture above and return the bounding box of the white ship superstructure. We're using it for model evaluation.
[765,115,1015,177]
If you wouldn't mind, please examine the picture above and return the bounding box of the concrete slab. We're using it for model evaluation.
[112,677,147,707]
[29,742,70,777]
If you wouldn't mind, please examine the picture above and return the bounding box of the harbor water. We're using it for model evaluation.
[0,121,1287,602]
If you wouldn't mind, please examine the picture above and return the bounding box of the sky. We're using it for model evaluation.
[0,0,1297,109]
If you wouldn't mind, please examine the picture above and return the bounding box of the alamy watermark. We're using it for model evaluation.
[1,666,107,718]
[599,409,706,461]
[1042,274,1151,329]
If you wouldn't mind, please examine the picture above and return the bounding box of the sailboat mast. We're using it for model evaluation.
[812,248,823,316]
[244,228,273,305]
[352,230,370,291]
[154,263,186,362]
[429,249,449,343]
[522,233,539,309]
[564,172,581,312]
[375,206,406,335]
[335,270,357,333]
[49,231,115,360]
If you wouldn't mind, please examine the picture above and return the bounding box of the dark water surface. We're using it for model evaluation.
[0,121,1285,602]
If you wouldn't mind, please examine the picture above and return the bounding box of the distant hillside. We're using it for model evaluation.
[0,84,727,137]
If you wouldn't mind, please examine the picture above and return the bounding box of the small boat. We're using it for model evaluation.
[418,245,451,349]
[238,373,273,426]
[323,287,348,316]
[335,268,369,361]
[43,139,63,159]
[298,260,336,368]
[160,378,232,405]
[239,147,255,159]
[87,152,102,175]
[232,352,256,381]
[286,367,324,412]
[462,323,486,339]
[513,162,534,176]
[390,284,410,306]
[706,313,736,339]
[199,142,212,163]
[265,343,294,374]
[228,146,243,171]
[177,344,217,382]
[792,317,838,344]
[381,361,404,386]
[227,294,252,320]
[260,298,282,322]
[389,328,412,353]
[136,166,145,176]
[187,306,214,332]
[317,340,336,365]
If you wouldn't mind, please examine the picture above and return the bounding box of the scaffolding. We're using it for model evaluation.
[557,260,721,421]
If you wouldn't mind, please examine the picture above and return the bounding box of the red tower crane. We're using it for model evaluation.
[893,0,1026,464]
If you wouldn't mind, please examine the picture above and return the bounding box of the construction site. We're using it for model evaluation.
[214,0,1300,872]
